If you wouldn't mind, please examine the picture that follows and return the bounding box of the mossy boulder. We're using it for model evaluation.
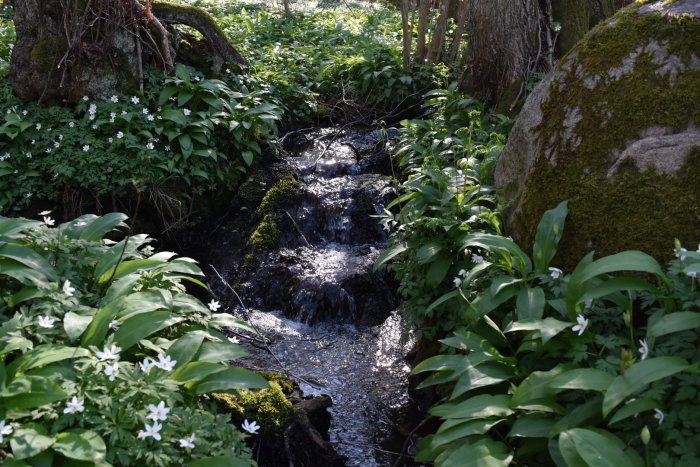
[494,0,700,270]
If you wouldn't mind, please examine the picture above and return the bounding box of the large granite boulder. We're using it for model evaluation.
[494,0,700,270]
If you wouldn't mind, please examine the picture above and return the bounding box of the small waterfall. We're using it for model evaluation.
[222,127,416,465]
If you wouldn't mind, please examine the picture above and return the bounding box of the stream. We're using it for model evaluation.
[210,127,418,465]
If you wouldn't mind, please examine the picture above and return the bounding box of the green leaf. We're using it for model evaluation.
[511,365,571,407]
[192,367,269,394]
[241,150,254,166]
[508,414,555,438]
[647,312,700,338]
[558,431,588,467]
[166,331,207,369]
[0,243,58,280]
[178,90,194,107]
[170,362,228,383]
[197,341,248,363]
[430,394,513,420]
[609,397,662,425]
[188,455,252,467]
[161,108,188,126]
[412,354,468,375]
[114,311,181,351]
[603,357,689,416]
[179,134,193,157]
[563,428,636,467]
[63,312,94,342]
[549,368,614,392]
[93,234,149,281]
[451,362,514,398]
[432,419,505,450]
[460,232,531,275]
[78,213,128,241]
[0,258,53,288]
[416,242,442,263]
[435,438,513,466]
[373,242,408,271]
[1,375,69,410]
[209,314,256,333]
[504,318,572,344]
[516,286,545,320]
[8,287,46,308]
[7,345,90,377]
[426,255,451,287]
[532,201,568,273]
[10,424,54,460]
[581,277,657,304]
[158,86,179,107]
[81,300,121,347]
[52,429,106,463]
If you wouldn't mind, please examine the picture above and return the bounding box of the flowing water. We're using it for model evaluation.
[213,128,417,465]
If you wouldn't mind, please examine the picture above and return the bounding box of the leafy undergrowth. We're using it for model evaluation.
[0,212,268,465]
[378,88,700,465]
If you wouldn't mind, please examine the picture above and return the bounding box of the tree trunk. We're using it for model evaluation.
[551,0,615,55]
[400,0,412,71]
[10,0,246,105]
[448,0,469,63]
[459,0,539,111]
[426,0,450,63]
[416,0,430,63]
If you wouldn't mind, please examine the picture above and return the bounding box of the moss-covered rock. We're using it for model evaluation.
[212,380,293,435]
[494,0,700,270]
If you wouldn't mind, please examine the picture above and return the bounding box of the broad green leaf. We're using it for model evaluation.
[78,213,128,241]
[170,362,228,383]
[416,242,442,263]
[241,150,254,166]
[81,300,121,347]
[178,90,194,107]
[549,396,603,436]
[114,311,182,351]
[8,287,46,308]
[603,357,689,416]
[192,367,269,394]
[426,289,460,313]
[516,286,545,320]
[52,429,106,462]
[197,341,248,363]
[166,331,207,369]
[511,365,571,407]
[373,242,408,270]
[508,414,555,438]
[581,277,657,304]
[97,259,164,284]
[564,428,636,467]
[460,232,531,275]
[179,134,193,157]
[434,438,513,467]
[430,394,513,420]
[158,86,179,107]
[412,354,469,375]
[209,314,256,333]
[0,258,53,288]
[504,318,572,344]
[532,201,568,273]
[549,368,614,392]
[440,331,501,355]
[0,217,41,237]
[609,397,662,425]
[432,419,505,450]
[10,424,54,460]
[558,431,588,467]
[93,234,149,281]
[451,362,514,398]
[647,312,700,338]
[426,255,451,287]
[2,376,68,410]
[188,455,252,467]
[7,345,90,377]
[0,244,57,280]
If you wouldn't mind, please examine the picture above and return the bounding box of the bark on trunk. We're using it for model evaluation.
[426,0,450,63]
[10,0,246,105]
[551,0,615,55]
[416,0,430,63]
[400,0,412,71]
[459,0,539,110]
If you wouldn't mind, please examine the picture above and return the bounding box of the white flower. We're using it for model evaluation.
[31,139,35,145]
[183,108,191,116]
[26,152,32,158]
[110,95,119,103]
[156,354,176,371]
[687,271,697,278]
[54,141,60,148]
[458,269,467,277]
[584,298,593,309]
[82,96,89,101]
[89,115,95,121]
[138,422,162,441]
[638,339,649,360]
[146,142,154,150]
[139,358,156,374]
[59,134,63,140]
[208,300,221,312]
[62,280,76,296]
[68,121,75,128]
[88,104,97,115]
[142,245,155,256]
[228,336,240,344]
[95,344,121,361]
[38,210,52,216]
[117,131,124,139]
[108,137,113,143]
[178,433,195,449]
[82,145,90,152]
[549,267,563,279]
[42,215,55,226]
[37,315,56,328]
[36,123,41,130]
[109,319,119,331]
[654,408,664,425]
[146,401,170,421]
[553,23,562,32]
[104,362,119,381]
[91,124,97,129]
[165,145,170,151]
[131,96,140,104]
[110,112,116,118]
[676,247,688,261]
[64,396,85,414]
[571,314,588,336]
[241,419,260,434]
[0,420,13,443]
[471,254,484,264]
[22,110,28,115]
[147,114,155,121]
[453,277,462,288]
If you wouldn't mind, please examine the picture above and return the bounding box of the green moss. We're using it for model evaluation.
[255,175,301,217]
[515,5,700,270]
[30,34,67,72]
[212,381,293,435]
[257,372,295,395]
[247,213,281,248]
[153,1,228,37]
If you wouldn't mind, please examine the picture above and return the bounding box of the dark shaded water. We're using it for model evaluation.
[215,128,418,465]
